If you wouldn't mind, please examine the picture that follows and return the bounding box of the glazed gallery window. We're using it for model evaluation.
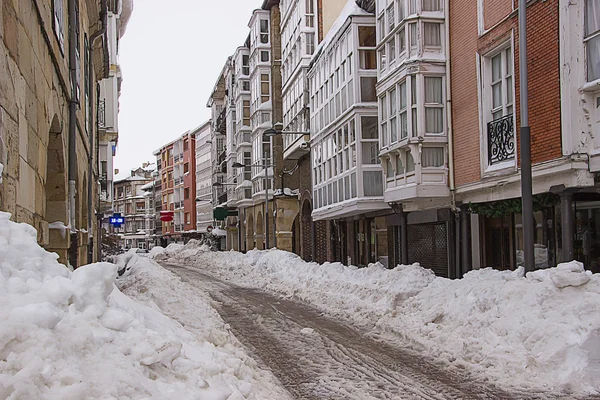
[424,77,444,133]
[585,0,600,81]
[260,20,269,44]
[261,74,270,103]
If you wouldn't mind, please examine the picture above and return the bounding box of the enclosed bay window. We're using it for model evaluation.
[306,0,315,27]
[260,74,270,103]
[423,22,441,47]
[585,0,600,82]
[260,20,269,44]
[422,147,444,167]
[424,76,444,134]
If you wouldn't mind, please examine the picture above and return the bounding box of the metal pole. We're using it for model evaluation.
[519,0,534,272]
[264,151,269,249]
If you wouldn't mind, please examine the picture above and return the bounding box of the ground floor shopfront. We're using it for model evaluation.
[470,191,600,274]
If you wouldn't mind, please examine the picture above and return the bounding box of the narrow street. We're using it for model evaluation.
[161,262,546,400]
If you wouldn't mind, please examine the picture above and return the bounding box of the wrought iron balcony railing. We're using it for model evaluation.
[487,114,515,165]
[97,99,106,130]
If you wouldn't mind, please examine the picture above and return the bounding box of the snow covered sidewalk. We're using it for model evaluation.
[0,212,288,399]
[154,241,600,397]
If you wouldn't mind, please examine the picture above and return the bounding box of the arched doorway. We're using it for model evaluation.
[300,199,313,261]
[44,116,69,265]
[291,213,300,256]
[246,212,255,250]
[256,211,264,250]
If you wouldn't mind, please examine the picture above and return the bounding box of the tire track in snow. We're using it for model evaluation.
[161,262,577,400]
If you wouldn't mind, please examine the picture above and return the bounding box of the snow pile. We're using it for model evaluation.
[0,212,287,399]
[148,245,165,258]
[377,262,600,394]
[117,256,291,399]
[165,243,600,395]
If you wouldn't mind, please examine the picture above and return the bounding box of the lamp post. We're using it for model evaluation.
[519,0,534,272]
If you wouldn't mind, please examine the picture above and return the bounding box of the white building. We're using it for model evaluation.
[375,0,449,212]
[561,0,600,169]
[309,4,387,220]
[98,0,132,225]
[194,120,214,234]
[280,0,318,155]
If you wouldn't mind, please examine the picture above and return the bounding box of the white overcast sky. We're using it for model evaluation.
[113,0,261,178]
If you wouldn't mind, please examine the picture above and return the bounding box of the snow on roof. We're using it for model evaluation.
[312,0,371,65]
[141,182,154,191]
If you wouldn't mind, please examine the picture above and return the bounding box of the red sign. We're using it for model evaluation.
[160,215,174,222]
[207,225,214,233]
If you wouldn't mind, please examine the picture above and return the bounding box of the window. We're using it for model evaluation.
[261,51,270,62]
[422,147,444,167]
[183,140,189,151]
[585,0,600,81]
[388,36,396,63]
[358,26,377,47]
[396,156,404,175]
[387,4,395,32]
[261,74,270,103]
[242,55,250,75]
[184,163,189,174]
[424,77,444,133]
[360,77,377,102]
[185,213,191,225]
[489,48,513,121]
[260,20,269,44]
[399,82,408,138]
[380,95,388,146]
[242,81,250,91]
[409,23,418,48]
[243,100,250,126]
[53,0,65,51]
[306,0,315,27]
[399,29,406,55]
[411,75,418,137]
[405,150,415,172]
[422,0,440,11]
[306,33,315,55]
[184,188,190,200]
[424,23,441,47]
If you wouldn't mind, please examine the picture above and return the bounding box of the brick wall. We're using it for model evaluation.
[452,0,561,187]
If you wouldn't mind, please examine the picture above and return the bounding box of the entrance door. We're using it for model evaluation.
[483,215,514,270]
[407,223,449,277]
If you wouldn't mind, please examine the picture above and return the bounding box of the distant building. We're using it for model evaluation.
[112,166,153,249]
[153,131,197,243]
[194,121,214,235]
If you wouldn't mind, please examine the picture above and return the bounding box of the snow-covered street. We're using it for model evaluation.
[160,262,521,400]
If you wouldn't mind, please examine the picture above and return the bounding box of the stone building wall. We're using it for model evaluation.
[0,0,105,266]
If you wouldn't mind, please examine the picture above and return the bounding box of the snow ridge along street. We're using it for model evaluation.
[0,212,289,399]
[153,240,600,398]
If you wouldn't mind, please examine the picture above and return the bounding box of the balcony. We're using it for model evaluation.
[97,99,106,130]
[487,115,515,166]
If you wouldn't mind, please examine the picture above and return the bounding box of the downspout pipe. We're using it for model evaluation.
[444,0,455,210]
[68,0,78,235]
[87,0,108,263]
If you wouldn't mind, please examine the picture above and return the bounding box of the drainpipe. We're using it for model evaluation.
[87,0,108,263]
[67,0,78,256]
[444,0,455,211]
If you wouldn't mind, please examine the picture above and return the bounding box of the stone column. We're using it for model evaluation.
[560,192,574,262]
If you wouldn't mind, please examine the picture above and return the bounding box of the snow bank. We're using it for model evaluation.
[0,212,287,399]
[166,241,600,396]
[117,256,292,399]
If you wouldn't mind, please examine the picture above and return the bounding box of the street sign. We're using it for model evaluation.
[109,213,125,228]
[160,215,173,222]
[207,225,214,233]
[213,207,228,221]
